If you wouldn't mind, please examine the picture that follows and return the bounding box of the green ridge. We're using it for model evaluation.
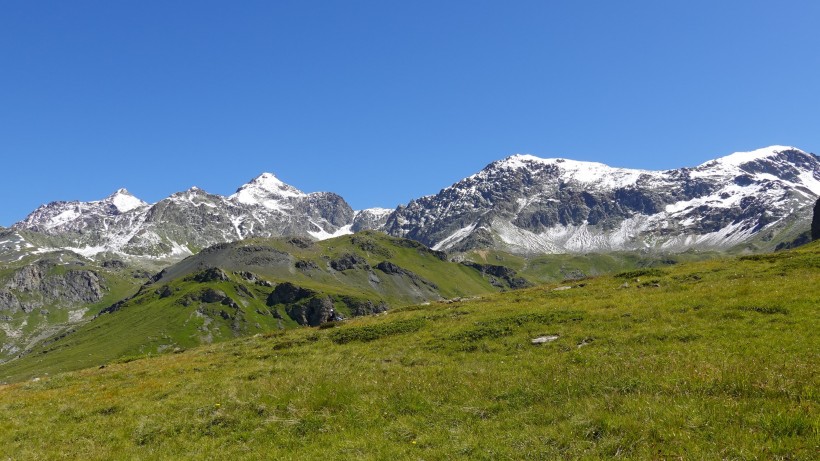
[0,232,508,378]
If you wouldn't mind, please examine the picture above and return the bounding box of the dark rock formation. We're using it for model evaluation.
[266,282,315,306]
[285,295,335,326]
[295,260,319,271]
[192,267,229,283]
[375,261,438,289]
[461,261,530,289]
[330,253,370,271]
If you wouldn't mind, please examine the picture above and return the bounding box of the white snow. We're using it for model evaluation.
[797,171,820,195]
[432,222,478,251]
[45,209,81,230]
[307,223,353,240]
[229,172,306,210]
[229,216,245,240]
[495,154,655,189]
[107,189,147,213]
[702,145,802,168]
[169,241,193,257]
[71,245,109,258]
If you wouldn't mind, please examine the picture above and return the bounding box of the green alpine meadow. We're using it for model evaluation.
[0,238,816,459]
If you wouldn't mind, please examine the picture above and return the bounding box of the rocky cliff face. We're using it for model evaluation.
[384,146,820,253]
[0,262,105,314]
[351,208,394,233]
[0,255,114,362]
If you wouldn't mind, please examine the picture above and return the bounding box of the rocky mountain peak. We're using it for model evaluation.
[229,172,307,209]
[102,188,148,213]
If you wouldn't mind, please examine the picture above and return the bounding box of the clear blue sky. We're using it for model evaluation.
[2,1,818,225]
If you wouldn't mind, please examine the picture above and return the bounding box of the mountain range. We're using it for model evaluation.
[4,145,818,262]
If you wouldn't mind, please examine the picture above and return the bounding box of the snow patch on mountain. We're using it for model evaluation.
[432,222,478,251]
[704,145,799,168]
[308,223,354,240]
[230,173,306,210]
[107,189,147,213]
[495,154,656,188]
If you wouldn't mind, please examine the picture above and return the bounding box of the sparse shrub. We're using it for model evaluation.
[737,305,789,315]
[614,268,667,279]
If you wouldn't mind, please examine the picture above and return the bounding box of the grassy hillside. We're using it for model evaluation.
[0,241,817,459]
[463,247,723,283]
[0,232,506,380]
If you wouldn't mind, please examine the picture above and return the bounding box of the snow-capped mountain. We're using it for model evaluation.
[384,146,820,253]
[18,189,149,233]
[12,173,361,260]
[8,146,820,260]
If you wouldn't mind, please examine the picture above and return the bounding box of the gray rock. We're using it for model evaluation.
[329,253,369,271]
[531,335,559,344]
[285,295,335,326]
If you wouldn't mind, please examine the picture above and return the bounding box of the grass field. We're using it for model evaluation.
[0,242,817,459]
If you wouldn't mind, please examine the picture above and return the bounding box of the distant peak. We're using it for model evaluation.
[230,172,306,207]
[104,188,147,212]
[254,172,278,181]
[247,172,293,190]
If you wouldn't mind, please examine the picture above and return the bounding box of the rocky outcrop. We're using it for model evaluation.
[330,253,370,271]
[375,261,438,289]
[0,261,105,314]
[340,296,388,317]
[192,267,229,283]
[351,208,394,232]
[812,197,820,241]
[266,282,315,305]
[179,288,238,308]
[285,295,335,326]
[0,290,23,313]
[295,260,319,271]
[461,262,530,289]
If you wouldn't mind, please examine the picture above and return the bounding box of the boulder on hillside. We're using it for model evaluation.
[266,282,315,305]
[192,267,229,283]
[330,253,370,271]
[285,295,335,326]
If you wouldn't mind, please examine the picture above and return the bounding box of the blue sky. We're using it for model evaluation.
[1,1,818,225]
